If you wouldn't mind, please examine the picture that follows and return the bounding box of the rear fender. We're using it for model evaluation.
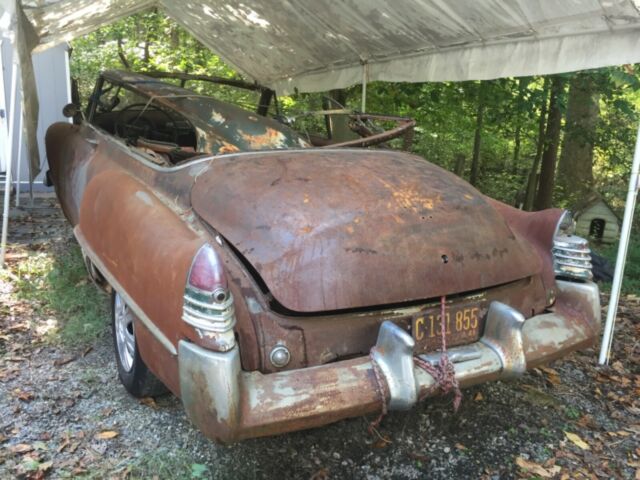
[45,122,99,225]
[78,169,202,394]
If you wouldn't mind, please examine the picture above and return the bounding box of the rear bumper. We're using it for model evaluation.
[178,280,600,443]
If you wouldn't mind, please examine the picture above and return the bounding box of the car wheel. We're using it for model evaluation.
[112,290,166,398]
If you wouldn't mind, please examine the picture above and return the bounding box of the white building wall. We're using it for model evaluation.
[0,41,71,190]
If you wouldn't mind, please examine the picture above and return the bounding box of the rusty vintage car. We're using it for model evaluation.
[45,70,600,443]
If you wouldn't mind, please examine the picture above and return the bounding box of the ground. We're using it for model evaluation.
[0,196,639,480]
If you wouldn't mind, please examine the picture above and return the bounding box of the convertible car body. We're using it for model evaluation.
[46,70,600,443]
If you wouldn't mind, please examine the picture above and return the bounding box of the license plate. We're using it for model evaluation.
[412,301,486,353]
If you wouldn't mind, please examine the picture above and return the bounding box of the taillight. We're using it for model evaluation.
[183,243,236,351]
[552,211,593,281]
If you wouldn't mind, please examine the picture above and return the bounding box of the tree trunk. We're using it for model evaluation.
[524,78,550,211]
[512,78,527,174]
[557,73,599,203]
[454,153,466,177]
[470,81,486,186]
[534,76,565,211]
[117,38,130,70]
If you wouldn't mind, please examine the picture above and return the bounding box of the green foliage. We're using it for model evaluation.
[12,245,109,345]
[126,449,209,479]
[70,9,253,109]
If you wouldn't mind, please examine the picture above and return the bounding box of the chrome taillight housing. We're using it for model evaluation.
[183,243,236,351]
[552,211,593,281]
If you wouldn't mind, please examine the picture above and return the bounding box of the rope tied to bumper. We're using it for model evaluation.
[368,295,462,434]
[414,296,462,410]
[368,347,389,435]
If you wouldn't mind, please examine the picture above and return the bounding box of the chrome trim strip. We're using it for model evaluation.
[74,227,178,356]
[183,292,234,310]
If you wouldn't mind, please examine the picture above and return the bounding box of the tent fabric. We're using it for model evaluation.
[15,0,640,94]
[3,0,640,179]
[16,0,39,181]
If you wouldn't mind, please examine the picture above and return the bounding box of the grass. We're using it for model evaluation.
[592,232,640,295]
[125,449,210,479]
[10,244,110,346]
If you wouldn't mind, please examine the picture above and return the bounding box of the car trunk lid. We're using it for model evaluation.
[191,149,541,313]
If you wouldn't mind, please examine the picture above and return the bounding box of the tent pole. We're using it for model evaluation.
[598,122,640,365]
[14,107,23,207]
[361,62,368,113]
[1,60,19,268]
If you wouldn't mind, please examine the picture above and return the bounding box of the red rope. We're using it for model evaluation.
[368,347,389,434]
[414,295,462,409]
[368,295,463,434]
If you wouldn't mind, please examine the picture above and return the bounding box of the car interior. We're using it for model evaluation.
[88,82,204,166]
[84,74,417,167]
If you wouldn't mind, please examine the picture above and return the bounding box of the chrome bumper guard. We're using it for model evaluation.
[179,280,600,443]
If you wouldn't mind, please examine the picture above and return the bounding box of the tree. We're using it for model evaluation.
[524,78,550,211]
[534,76,566,210]
[511,77,529,174]
[470,81,487,186]
[557,72,600,203]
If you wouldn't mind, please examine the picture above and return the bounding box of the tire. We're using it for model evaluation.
[111,290,166,398]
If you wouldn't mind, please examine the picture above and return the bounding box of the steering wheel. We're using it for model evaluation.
[114,103,178,143]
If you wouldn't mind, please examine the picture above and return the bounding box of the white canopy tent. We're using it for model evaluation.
[0,0,638,364]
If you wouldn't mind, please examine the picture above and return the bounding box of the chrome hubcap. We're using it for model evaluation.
[114,292,135,372]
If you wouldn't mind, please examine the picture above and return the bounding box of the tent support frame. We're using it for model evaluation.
[598,123,640,365]
[361,61,368,113]
[14,104,23,207]
[1,58,19,267]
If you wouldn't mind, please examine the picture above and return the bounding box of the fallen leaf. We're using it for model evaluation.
[539,366,559,376]
[95,430,118,440]
[82,346,93,357]
[565,431,590,450]
[139,397,158,409]
[474,392,484,401]
[53,355,77,367]
[4,356,28,362]
[310,468,329,480]
[10,443,34,454]
[576,414,597,429]
[12,389,34,402]
[455,443,467,451]
[612,361,625,373]
[515,456,560,478]
[371,437,391,449]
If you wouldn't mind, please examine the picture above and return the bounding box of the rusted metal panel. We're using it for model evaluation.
[45,123,99,224]
[191,149,543,312]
